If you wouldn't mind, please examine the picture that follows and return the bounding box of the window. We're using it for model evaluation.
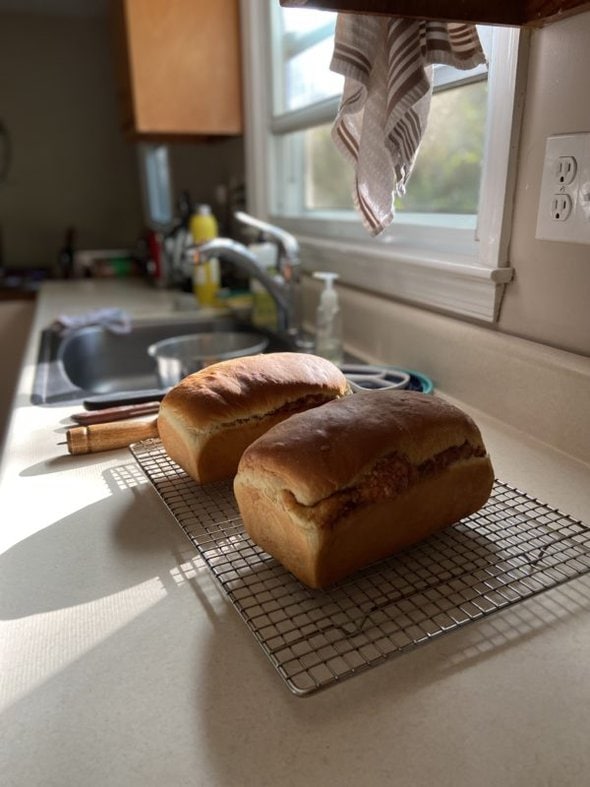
[240,2,528,321]
[137,143,173,228]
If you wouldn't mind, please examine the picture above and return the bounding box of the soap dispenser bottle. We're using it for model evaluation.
[313,271,343,365]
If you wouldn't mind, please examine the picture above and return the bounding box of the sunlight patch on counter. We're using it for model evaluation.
[1,576,167,711]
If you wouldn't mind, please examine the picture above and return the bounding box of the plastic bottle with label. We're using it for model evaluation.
[190,204,220,307]
[313,271,343,365]
[249,242,279,330]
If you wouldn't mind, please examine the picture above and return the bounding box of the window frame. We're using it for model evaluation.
[240,1,529,322]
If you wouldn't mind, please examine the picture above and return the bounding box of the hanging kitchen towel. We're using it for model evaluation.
[330,16,486,236]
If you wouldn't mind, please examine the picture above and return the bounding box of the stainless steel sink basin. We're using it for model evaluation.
[32,314,293,405]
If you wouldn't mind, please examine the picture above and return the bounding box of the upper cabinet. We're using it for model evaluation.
[279,0,590,27]
[111,0,243,139]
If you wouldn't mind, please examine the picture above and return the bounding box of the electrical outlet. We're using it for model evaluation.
[535,133,590,244]
[551,194,572,221]
[555,156,576,185]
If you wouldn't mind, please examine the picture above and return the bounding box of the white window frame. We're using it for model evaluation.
[240,1,529,322]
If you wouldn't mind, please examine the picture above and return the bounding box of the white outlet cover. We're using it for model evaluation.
[535,132,590,244]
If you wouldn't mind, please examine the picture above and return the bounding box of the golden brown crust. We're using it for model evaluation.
[234,391,495,588]
[159,352,349,430]
[235,457,494,588]
[157,352,350,484]
[237,391,489,505]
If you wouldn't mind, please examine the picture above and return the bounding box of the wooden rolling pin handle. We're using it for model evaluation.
[66,417,159,455]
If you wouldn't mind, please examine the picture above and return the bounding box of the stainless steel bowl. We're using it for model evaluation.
[148,332,269,387]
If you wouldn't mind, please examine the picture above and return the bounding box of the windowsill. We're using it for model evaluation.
[275,215,514,321]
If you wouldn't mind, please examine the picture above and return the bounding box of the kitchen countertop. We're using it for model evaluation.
[1,280,589,787]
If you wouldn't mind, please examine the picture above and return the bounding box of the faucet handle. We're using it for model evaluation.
[234,211,299,264]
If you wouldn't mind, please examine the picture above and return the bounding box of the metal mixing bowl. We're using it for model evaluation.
[148,332,269,387]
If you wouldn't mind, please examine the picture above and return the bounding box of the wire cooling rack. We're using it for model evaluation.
[130,439,590,696]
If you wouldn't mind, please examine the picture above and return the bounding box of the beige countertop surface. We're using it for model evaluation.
[1,280,589,787]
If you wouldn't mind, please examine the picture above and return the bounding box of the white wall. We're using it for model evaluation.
[498,12,590,356]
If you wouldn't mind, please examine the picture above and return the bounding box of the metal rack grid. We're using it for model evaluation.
[130,438,590,696]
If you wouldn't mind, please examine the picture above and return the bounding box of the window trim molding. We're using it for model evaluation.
[280,223,514,321]
[240,0,273,220]
[240,1,529,322]
[475,26,529,271]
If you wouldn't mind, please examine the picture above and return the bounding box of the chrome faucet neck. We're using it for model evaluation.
[184,214,303,342]
[234,211,300,269]
[196,238,294,337]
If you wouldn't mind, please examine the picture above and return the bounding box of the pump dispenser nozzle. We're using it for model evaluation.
[313,271,343,365]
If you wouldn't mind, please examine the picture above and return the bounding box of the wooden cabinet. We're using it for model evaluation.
[112,0,243,138]
[279,0,590,27]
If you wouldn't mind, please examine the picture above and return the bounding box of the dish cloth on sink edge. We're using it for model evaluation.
[51,307,132,335]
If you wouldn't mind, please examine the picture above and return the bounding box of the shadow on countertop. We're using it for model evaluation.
[1,461,194,619]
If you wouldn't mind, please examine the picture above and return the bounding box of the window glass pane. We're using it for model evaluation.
[281,7,333,35]
[274,127,351,214]
[141,144,173,226]
[274,8,341,114]
[276,81,487,216]
[305,125,352,211]
[285,38,343,112]
[397,80,488,214]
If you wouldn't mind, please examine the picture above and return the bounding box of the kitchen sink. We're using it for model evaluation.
[32,314,294,406]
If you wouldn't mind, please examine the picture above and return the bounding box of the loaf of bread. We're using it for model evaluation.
[234,390,494,588]
[157,352,350,484]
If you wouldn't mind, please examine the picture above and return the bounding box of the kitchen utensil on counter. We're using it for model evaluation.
[339,364,388,379]
[397,368,433,394]
[66,417,159,455]
[148,332,269,388]
[347,377,408,392]
[83,389,168,409]
[343,367,410,391]
[339,363,429,393]
[71,401,161,425]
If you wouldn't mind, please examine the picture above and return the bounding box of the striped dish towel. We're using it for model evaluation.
[330,16,486,236]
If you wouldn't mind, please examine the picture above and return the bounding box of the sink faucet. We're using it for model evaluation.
[195,238,291,333]
[233,211,300,276]
[190,213,303,341]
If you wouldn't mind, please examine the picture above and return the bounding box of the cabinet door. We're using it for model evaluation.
[117,0,243,137]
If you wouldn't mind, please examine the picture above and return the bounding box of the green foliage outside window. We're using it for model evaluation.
[304,81,487,216]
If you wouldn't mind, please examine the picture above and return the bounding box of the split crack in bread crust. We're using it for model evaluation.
[233,390,495,588]
[157,352,350,484]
